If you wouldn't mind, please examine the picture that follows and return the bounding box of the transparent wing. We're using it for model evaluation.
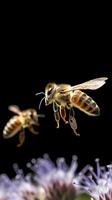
[8,105,21,115]
[66,77,108,92]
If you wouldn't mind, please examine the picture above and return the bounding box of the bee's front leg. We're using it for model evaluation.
[53,102,60,128]
[54,110,60,128]
[28,125,39,135]
[17,129,25,147]
[59,106,68,124]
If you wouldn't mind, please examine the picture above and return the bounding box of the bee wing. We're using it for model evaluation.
[8,105,21,115]
[67,77,108,91]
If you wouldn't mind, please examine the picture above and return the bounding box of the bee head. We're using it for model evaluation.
[45,83,57,105]
[28,109,39,125]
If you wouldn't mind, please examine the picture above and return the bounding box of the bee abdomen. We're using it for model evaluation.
[3,116,22,138]
[71,90,100,116]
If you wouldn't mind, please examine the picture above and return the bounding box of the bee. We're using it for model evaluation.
[36,77,108,135]
[3,105,44,147]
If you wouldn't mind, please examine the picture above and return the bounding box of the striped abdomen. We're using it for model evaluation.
[3,116,22,138]
[71,90,100,116]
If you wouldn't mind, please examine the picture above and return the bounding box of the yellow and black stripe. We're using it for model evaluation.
[3,116,22,138]
[71,90,100,116]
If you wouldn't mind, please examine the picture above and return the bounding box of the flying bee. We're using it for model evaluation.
[3,105,44,147]
[36,77,108,135]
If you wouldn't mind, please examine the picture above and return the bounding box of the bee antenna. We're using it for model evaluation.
[35,92,45,96]
[38,114,45,118]
[38,97,45,110]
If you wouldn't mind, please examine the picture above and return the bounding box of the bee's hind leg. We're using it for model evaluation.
[59,106,68,124]
[17,130,25,147]
[69,108,80,136]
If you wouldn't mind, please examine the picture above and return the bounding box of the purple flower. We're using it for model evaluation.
[78,159,112,200]
[26,154,84,200]
[0,156,111,200]
[0,172,45,200]
[0,174,18,200]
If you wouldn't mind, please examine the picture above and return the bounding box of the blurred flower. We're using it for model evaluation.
[78,159,112,200]
[0,169,45,200]
[27,154,84,200]
[0,156,111,200]
[0,174,19,200]
[0,155,85,200]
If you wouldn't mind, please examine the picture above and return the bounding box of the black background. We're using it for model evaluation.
[0,16,112,177]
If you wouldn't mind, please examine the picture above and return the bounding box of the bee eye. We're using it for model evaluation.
[29,112,33,118]
[47,88,53,96]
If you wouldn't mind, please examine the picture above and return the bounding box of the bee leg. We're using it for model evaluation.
[28,125,39,135]
[59,106,68,124]
[17,130,25,147]
[69,109,80,136]
[54,110,60,128]
[53,102,60,128]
